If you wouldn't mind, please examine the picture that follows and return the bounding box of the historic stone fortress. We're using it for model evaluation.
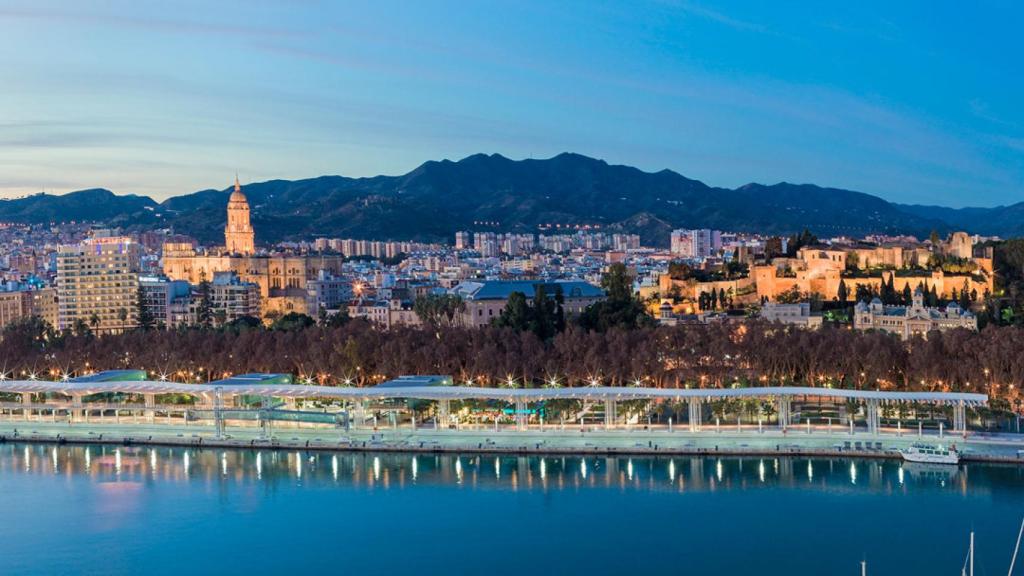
[162,177,344,316]
[658,231,994,308]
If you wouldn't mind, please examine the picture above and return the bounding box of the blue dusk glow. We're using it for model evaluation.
[0,1,1021,205]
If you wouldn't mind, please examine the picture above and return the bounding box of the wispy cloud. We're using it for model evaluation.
[0,6,300,39]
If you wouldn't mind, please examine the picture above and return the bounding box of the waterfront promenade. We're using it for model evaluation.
[4,372,1020,461]
[4,419,1024,462]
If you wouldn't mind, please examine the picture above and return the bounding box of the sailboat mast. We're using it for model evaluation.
[970,531,975,576]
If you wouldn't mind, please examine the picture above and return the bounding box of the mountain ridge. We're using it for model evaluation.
[0,153,1016,246]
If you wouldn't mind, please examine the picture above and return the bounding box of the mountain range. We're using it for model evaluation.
[1,153,1019,247]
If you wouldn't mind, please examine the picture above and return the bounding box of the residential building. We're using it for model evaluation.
[0,286,57,328]
[56,236,142,333]
[208,271,261,322]
[139,275,192,327]
[670,229,722,259]
[306,270,352,314]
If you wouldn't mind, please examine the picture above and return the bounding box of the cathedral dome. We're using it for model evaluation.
[229,176,247,203]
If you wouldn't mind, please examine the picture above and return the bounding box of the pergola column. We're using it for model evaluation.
[866,399,880,435]
[354,401,367,429]
[70,393,84,423]
[688,397,702,432]
[953,401,966,434]
[143,393,156,423]
[777,396,791,429]
[213,387,224,439]
[604,399,616,429]
[515,398,527,431]
[438,399,450,429]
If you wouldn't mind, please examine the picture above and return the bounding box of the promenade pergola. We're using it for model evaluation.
[0,375,988,436]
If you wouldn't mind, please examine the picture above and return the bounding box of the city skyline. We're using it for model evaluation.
[1,1,1022,207]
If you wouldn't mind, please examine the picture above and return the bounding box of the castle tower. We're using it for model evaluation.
[225,175,255,255]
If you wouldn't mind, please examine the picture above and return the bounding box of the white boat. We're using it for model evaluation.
[900,443,959,465]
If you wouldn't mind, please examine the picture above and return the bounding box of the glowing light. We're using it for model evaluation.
[807,461,813,481]
[411,456,418,481]
[540,458,546,480]
[580,459,588,479]
[150,449,157,471]
[627,459,634,480]
[114,449,122,475]
[495,458,501,479]
[373,456,380,480]
[51,447,58,471]
[669,460,676,482]
[758,460,765,483]
[221,453,227,476]
[898,466,904,486]
[455,458,463,482]
[716,459,723,482]
[184,451,190,474]
[295,452,302,478]
[849,462,857,485]
[256,452,262,479]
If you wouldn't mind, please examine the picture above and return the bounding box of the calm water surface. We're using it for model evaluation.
[1,443,1023,575]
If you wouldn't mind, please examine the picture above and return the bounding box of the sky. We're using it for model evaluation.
[0,1,1022,206]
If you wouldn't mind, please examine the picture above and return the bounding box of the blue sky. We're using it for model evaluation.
[0,1,1021,206]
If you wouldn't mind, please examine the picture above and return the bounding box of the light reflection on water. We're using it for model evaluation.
[3,443,1024,576]
[0,442,1003,495]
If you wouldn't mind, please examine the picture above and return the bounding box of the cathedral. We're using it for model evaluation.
[224,175,255,255]
[162,177,344,317]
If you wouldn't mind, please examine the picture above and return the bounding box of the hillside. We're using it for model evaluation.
[0,153,998,246]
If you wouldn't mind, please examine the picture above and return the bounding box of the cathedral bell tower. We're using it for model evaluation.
[225,175,256,255]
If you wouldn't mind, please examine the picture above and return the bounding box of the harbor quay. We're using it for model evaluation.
[1,369,1021,462]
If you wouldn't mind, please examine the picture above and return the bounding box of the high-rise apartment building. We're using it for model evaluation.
[57,236,142,333]
[670,229,722,260]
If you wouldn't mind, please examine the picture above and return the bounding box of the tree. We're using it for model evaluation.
[224,315,262,332]
[196,280,213,328]
[577,263,653,331]
[901,284,912,305]
[846,252,860,271]
[413,294,466,329]
[270,312,315,331]
[786,229,819,256]
[495,291,531,332]
[136,285,154,331]
[836,279,848,303]
[324,307,350,328]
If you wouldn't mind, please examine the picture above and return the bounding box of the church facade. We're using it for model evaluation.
[163,178,345,317]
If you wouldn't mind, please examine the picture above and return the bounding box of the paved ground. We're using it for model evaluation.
[3,419,1024,462]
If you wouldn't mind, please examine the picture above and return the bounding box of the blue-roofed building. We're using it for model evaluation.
[375,375,453,388]
[71,369,147,383]
[210,373,293,386]
[450,280,604,327]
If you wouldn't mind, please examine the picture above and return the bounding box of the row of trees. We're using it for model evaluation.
[1,312,1021,406]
